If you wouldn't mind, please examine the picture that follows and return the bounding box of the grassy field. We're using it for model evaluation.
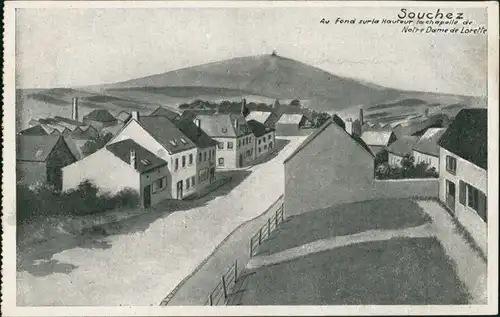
[231,237,470,305]
[255,199,431,256]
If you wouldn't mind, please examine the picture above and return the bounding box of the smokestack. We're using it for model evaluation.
[241,98,247,115]
[72,97,79,121]
[130,149,137,169]
[131,111,139,121]
[234,118,239,130]
[359,108,364,125]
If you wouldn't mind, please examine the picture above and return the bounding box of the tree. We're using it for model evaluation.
[290,99,301,107]
[374,149,389,168]
[82,132,114,156]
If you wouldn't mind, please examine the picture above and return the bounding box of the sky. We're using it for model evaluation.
[16,6,488,96]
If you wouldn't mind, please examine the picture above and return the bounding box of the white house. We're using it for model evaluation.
[360,130,397,155]
[246,119,276,158]
[437,109,487,254]
[107,112,199,199]
[386,136,420,166]
[62,139,170,208]
[412,128,446,171]
[194,113,255,168]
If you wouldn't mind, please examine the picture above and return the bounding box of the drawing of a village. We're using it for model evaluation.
[16,7,488,306]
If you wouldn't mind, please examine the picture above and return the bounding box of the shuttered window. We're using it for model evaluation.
[477,190,487,222]
[459,181,466,205]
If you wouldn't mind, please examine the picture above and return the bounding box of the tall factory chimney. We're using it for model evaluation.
[359,108,364,126]
[72,97,79,121]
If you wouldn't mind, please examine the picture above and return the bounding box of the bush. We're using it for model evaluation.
[16,180,140,225]
[375,154,439,180]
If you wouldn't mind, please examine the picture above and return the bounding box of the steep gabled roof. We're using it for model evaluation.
[106,139,168,173]
[361,131,395,146]
[277,113,304,125]
[116,111,131,122]
[174,119,217,148]
[150,106,181,121]
[194,113,251,137]
[245,111,274,124]
[18,125,48,136]
[387,136,420,156]
[438,109,487,170]
[412,128,446,157]
[247,120,275,137]
[138,116,196,154]
[284,118,373,164]
[16,135,63,162]
[83,109,117,122]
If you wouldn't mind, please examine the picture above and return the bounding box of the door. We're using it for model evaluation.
[143,185,151,208]
[176,180,183,199]
[239,154,244,167]
[210,167,215,183]
[446,180,456,212]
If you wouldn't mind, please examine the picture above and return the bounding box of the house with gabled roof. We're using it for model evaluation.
[387,135,420,167]
[360,130,397,155]
[247,120,276,158]
[150,106,181,121]
[194,113,255,168]
[283,118,374,217]
[245,111,279,129]
[83,109,118,130]
[16,135,76,191]
[275,113,313,136]
[412,128,446,171]
[63,139,170,208]
[108,111,198,199]
[437,109,487,253]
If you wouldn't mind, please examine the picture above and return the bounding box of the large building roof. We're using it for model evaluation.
[138,116,196,154]
[245,111,274,124]
[16,135,64,162]
[360,131,395,147]
[387,136,420,157]
[83,109,117,123]
[174,119,218,148]
[18,125,48,136]
[284,118,373,164]
[438,109,487,170]
[247,120,275,137]
[412,128,446,157]
[277,113,304,125]
[194,113,251,138]
[106,139,167,173]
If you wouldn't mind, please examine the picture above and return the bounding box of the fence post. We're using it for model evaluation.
[250,239,253,257]
[209,293,213,306]
[259,227,262,244]
[222,275,228,300]
[281,204,284,222]
[234,260,238,282]
[275,209,279,227]
[268,218,271,236]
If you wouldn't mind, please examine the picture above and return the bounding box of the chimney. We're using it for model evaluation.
[130,149,137,169]
[131,111,139,121]
[234,118,239,130]
[72,97,79,121]
[241,98,247,115]
[424,108,429,117]
[359,108,364,125]
[194,118,201,135]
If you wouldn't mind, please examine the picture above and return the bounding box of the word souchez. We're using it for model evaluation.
[398,8,464,20]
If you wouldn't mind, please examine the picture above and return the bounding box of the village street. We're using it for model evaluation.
[16,136,307,306]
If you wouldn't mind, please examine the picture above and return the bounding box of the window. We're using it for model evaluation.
[180,138,188,144]
[169,140,178,147]
[218,158,224,166]
[446,155,456,174]
[199,152,202,162]
[212,149,215,158]
[247,150,251,157]
[259,139,262,145]
[264,144,267,150]
[268,135,271,141]
[467,184,479,211]
[269,142,273,149]
[189,154,193,165]
[204,152,207,161]
[259,147,261,153]
[199,168,209,181]
[152,177,167,193]
[182,156,186,167]
[227,141,234,149]
[186,178,190,189]
[175,158,179,171]
[191,176,196,187]
[208,150,212,160]
[459,181,466,205]
[238,139,241,147]
[218,142,224,149]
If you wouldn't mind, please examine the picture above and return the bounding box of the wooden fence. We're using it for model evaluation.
[249,204,284,257]
[204,260,238,306]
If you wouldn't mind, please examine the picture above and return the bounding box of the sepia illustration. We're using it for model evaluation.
[3,1,497,314]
